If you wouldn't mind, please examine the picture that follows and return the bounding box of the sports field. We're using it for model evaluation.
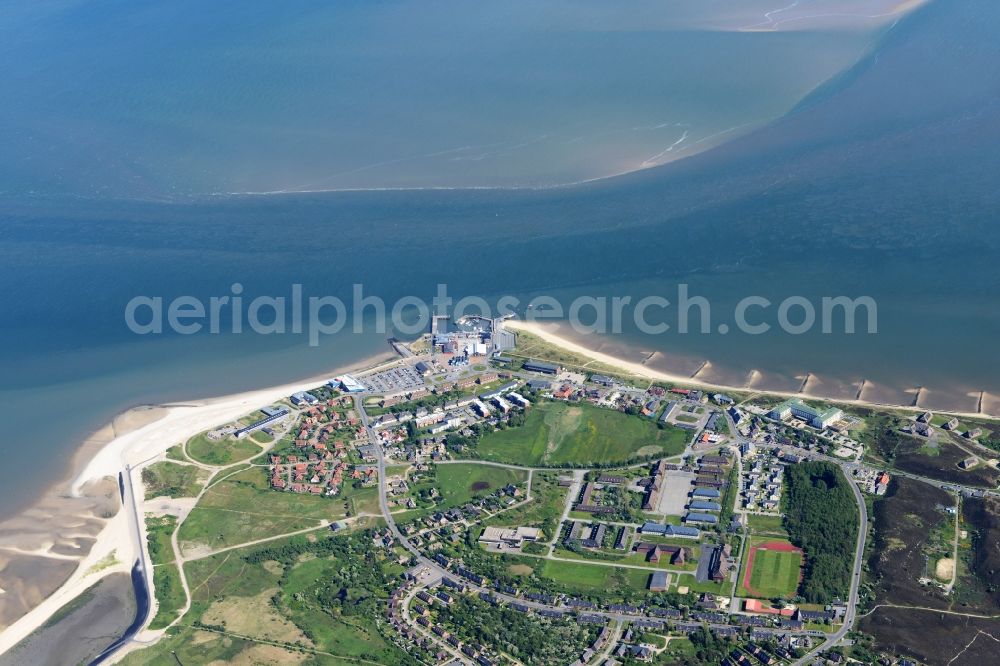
[476,401,687,466]
[739,538,803,599]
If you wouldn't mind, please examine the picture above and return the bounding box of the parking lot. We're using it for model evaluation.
[360,363,427,394]
[656,469,697,515]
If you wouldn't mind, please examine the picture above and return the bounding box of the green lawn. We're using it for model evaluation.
[683,577,729,595]
[186,432,262,466]
[436,463,527,505]
[141,461,207,499]
[739,538,803,599]
[537,559,650,594]
[747,514,788,536]
[661,637,697,661]
[250,430,274,445]
[177,466,375,555]
[400,463,527,520]
[165,444,188,462]
[620,548,699,572]
[476,401,687,466]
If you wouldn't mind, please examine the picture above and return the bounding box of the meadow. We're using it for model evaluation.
[176,466,377,555]
[435,463,527,506]
[141,461,208,499]
[536,559,651,594]
[122,530,417,665]
[476,401,686,466]
[186,432,262,466]
[397,463,527,521]
[479,471,569,539]
[746,514,788,537]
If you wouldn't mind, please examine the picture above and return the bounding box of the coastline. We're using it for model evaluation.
[3,318,998,656]
[0,349,395,656]
[503,320,1000,420]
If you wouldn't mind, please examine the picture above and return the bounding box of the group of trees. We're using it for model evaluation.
[783,462,859,603]
[438,596,597,665]
[675,626,733,665]
[242,531,392,618]
[569,481,643,523]
[979,435,1000,454]
[236,530,426,665]
[718,463,739,529]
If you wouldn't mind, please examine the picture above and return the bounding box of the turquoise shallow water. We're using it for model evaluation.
[1,0,1000,518]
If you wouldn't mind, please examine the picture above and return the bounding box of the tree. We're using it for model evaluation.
[783,462,859,603]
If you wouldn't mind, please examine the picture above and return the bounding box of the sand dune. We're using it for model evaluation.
[0,352,392,655]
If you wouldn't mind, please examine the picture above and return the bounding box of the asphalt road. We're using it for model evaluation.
[93,464,153,665]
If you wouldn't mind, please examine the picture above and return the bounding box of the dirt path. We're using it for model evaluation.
[187,624,384,664]
[947,492,961,593]
[860,603,1000,620]
[158,415,294,632]
[946,630,1000,666]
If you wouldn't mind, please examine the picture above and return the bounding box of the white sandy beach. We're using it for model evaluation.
[2,317,997,656]
[0,352,394,657]
[504,319,998,419]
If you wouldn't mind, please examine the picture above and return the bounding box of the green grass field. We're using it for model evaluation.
[536,558,651,593]
[747,513,788,536]
[397,463,527,521]
[739,538,803,599]
[139,517,192,632]
[165,444,188,461]
[177,466,377,555]
[250,430,274,445]
[186,432,262,466]
[435,463,526,504]
[476,401,687,466]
